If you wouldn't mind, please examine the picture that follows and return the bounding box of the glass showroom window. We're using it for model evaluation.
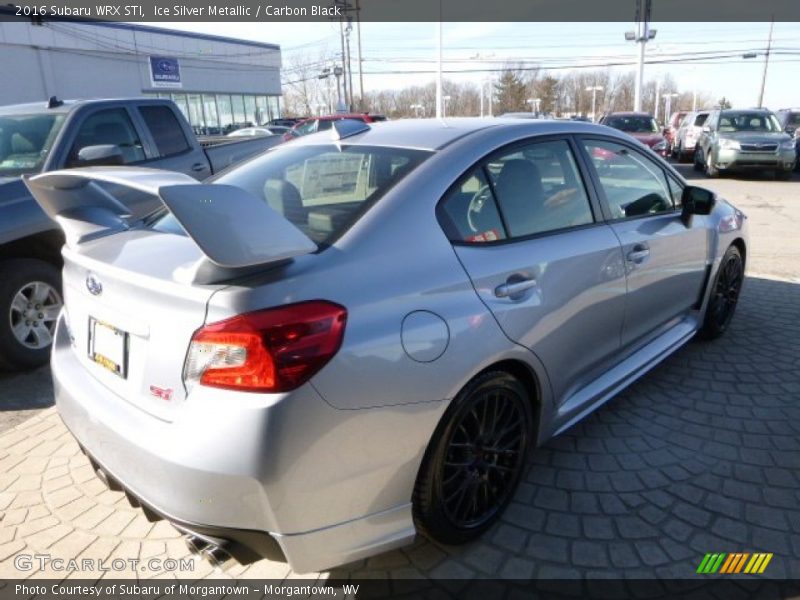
[255,96,269,125]
[202,94,220,134]
[269,96,281,120]
[244,96,258,125]
[186,94,205,135]
[217,94,234,134]
[232,95,246,128]
[171,94,190,122]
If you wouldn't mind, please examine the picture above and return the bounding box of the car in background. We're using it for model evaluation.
[664,111,687,155]
[599,112,668,156]
[498,112,555,120]
[283,113,387,142]
[693,108,796,179]
[28,117,747,574]
[226,126,290,137]
[269,118,303,128]
[672,110,710,162]
[775,108,800,170]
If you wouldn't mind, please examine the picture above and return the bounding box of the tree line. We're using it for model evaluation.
[282,63,721,122]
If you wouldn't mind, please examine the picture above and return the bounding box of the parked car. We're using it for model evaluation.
[693,108,796,179]
[283,113,387,141]
[226,126,290,137]
[269,118,303,128]
[775,108,800,170]
[599,112,668,156]
[0,97,281,370]
[671,110,710,163]
[28,118,747,574]
[664,110,688,154]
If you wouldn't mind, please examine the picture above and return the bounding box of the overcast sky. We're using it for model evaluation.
[154,21,800,110]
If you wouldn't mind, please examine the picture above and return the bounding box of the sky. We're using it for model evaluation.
[151,21,800,110]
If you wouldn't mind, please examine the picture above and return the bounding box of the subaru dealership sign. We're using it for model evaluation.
[149,56,181,88]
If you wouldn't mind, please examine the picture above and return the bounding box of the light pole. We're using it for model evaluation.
[443,95,451,118]
[585,85,603,122]
[333,65,345,112]
[663,92,679,122]
[743,19,774,108]
[625,0,657,112]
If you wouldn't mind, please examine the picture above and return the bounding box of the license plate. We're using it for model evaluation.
[88,318,128,378]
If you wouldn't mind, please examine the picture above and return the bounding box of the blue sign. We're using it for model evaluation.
[149,56,181,88]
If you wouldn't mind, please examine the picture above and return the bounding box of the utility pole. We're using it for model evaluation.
[339,19,348,113]
[654,79,660,122]
[586,85,603,122]
[345,18,354,111]
[355,0,364,110]
[758,18,774,108]
[626,0,656,113]
[436,16,443,119]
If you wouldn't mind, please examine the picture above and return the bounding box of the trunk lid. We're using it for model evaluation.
[25,166,317,420]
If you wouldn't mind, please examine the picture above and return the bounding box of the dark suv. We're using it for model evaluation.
[775,108,800,170]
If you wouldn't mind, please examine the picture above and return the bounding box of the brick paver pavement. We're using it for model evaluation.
[1,276,798,582]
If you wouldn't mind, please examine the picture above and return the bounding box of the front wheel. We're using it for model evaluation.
[775,169,792,181]
[705,150,720,178]
[699,245,744,340]
[0,259,63,370]
[413,371,533,545]
[693,148,704,172]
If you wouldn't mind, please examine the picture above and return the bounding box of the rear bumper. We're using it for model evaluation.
[52,314,434,572]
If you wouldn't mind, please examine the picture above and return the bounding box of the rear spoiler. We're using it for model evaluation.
[23,167,317,281]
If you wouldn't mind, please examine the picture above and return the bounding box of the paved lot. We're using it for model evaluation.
[1,168,798,583]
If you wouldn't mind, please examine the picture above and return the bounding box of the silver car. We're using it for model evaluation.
[693,108,796,179]
[27,118,748,574]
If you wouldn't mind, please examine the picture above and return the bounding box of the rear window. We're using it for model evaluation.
[156,144,431,246]
[138,105,190,157]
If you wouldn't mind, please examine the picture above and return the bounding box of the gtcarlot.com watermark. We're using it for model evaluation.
[14,553,196,573]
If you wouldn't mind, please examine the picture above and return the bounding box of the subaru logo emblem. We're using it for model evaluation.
[86,273,102,296]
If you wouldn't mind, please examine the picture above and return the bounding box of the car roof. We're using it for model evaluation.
[285,117,632,151]
[0,97,171,116]
[605,111,654,117]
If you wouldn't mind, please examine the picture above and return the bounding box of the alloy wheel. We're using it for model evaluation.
[711,252,743,331]
[9,281,63,350]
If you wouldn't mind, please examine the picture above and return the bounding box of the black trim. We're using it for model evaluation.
[77,443,285,566]
[695,264,714,310]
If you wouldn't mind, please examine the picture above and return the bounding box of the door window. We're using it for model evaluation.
[582,140,674,219]
[68,108,145,166]
[138,105,190,157]
[439,168,507,242]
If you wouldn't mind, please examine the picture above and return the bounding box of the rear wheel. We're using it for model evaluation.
[700,245,744,340]
[0,259,63,370]
[705,150,719,178]
[413,371,533,544]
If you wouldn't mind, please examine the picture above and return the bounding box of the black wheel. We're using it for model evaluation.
[0,259,63,370]
[693,148,704,172]
[700,245,744,340]
[413,371,533,545]
[775,169,792,181]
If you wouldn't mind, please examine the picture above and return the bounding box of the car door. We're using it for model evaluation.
[578,137,709,350]
[439,137,627,405]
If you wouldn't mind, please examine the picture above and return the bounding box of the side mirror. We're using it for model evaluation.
[76,144,124,167]
[681,185,716,225]
[702,126,711,133]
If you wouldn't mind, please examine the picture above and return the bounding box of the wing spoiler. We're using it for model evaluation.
[24,167,317,282]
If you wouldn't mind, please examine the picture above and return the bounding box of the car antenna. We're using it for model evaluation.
[47,96,63,109]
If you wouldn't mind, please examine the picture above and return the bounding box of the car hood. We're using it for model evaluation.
[720,131,791,143]
[627,132,665,146]
[0,175,32,206]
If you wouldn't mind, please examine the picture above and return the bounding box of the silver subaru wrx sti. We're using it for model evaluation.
[26,118,748,573]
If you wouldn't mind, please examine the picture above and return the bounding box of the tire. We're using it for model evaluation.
[0,259,63,370]
[699,245,744,340]
[775,169,792,181]
[693,148,704,172]
[413,371,533,545]
[705,150,719,178]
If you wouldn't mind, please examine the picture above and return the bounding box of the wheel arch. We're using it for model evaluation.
[0,230,65,266]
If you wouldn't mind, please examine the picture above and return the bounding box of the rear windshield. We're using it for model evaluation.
[605,115,659,134]
[155,144,431,246]
[0,113,65,176]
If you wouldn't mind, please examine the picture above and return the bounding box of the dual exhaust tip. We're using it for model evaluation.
[185,535,236,571]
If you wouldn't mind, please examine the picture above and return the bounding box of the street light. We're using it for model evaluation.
[585,85,603,122]
[663,92,679,122]
[625,0,657,112]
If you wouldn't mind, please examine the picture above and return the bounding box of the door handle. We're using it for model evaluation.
[494,278,537,299]
[626,245,650,263]
[191,162,207,172]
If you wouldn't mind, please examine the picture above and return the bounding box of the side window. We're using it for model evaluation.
[583,139,674,219]
[317,120,333,132]
[69,108,145,166]
[487,139,594,238]
[694,113,709,127]
[138,105,190,157]
[296,120,317,135]
[439,168,507,243]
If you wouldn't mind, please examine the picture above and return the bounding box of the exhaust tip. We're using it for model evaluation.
[185,535,210,556]
[201,545,235,571]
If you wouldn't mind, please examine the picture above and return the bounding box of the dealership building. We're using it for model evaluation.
[0,18,282,133]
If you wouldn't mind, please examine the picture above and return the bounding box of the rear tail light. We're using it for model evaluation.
[183,301,347,393]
